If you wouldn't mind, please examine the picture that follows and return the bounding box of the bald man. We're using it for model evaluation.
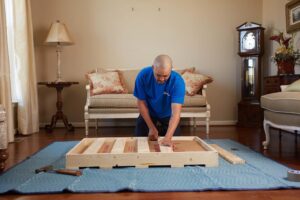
[133,55,185,146]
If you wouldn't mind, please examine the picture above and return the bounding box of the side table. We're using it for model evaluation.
[38,81,79,132]
[263,74,300,94]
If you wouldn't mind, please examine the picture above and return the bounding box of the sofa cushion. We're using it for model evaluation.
[264,110,300,127]
[0,105,5,122]
[89,94,137,108]
[89,108,139,114]
[88,107,207,114]
[261,92,300,115]
[174,67,195,74]
[89,94,206,108]
[119,70,140,93]
[183,95,207,107]
[86,71,127,95]
[182,71,213,96]
[285,79,300,92]
[0,105,7,149]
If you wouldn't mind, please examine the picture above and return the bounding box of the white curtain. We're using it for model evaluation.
[0,0,14,144]
[12,0,39,135]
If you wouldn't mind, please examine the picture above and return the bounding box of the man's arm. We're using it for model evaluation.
[137,99,159,140]
[161,103,182,146]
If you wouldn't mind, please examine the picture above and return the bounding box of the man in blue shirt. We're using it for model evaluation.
[134,55,185,146]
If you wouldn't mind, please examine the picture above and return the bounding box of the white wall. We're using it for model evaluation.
[31,0,263,126]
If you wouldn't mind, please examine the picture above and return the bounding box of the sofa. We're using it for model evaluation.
[84,68,211,137]
[260,81,300,149]
[0,105,8,172]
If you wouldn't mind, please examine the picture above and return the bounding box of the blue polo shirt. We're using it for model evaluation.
[134,66,185,118]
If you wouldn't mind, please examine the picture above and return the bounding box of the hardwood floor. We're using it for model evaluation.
[1,125,300,199]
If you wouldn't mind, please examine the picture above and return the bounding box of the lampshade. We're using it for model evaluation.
[45,20,74,45]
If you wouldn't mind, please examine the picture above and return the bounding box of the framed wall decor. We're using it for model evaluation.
[286,0,300,33]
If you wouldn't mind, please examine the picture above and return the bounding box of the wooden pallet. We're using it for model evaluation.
[66,136,218,169]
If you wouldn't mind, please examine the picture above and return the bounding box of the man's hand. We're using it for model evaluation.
[160,137,174,147]
[148,128,159,141]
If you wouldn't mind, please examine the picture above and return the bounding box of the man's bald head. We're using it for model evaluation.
[152,55,173,84]
[153,55,173,70]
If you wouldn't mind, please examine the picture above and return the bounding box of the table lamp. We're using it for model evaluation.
[45,20,74,82]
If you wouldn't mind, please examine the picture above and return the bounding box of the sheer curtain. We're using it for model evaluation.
[0,0,14,144]
[5,0,39,135]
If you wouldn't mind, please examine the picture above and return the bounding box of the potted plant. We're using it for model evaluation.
[270,32,300,75]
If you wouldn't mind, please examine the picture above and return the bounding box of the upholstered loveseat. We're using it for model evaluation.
[0,105,8,171]
[84,68,211,137]
[261,80,300,149]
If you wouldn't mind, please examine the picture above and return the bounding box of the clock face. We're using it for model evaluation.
[243,32,256,50]
[240,30,259,53]
[241,31,256,51]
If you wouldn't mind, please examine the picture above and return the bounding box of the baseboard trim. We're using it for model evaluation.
[39,120,237,128]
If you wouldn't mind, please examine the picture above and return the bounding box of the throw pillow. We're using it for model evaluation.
[182,71,213,96]
[174,67,195,74]
[285,79,300,92]
[86,70,127,95]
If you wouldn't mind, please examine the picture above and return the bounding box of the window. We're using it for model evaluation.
[4,0,21,103]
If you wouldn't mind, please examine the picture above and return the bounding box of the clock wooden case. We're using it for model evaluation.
[236,22,265,127]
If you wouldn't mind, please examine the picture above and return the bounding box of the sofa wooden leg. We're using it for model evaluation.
[206,118,209,139]
[295,131,298,145]
[279,129,282,139]
[85,119,89,137]
[193,118,196,128]
[95,119,98,131]
[263,120,270,150]
[0,149,8,172]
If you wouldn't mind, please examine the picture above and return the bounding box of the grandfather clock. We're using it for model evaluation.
[236,22,264,127]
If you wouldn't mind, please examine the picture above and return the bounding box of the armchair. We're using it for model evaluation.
[261,84,300,149]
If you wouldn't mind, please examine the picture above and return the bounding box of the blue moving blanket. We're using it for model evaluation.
[0,139,299,194]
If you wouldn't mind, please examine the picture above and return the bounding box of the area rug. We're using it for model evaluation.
[0,139,300,194]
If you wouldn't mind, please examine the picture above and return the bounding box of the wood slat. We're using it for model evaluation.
[173,140,206,152]
[124,138,137,153]
[68,138,94,154]
[210,144,245,164]
[159,143,173,153]
[82,138,105,154]
[137,137,150,153]
[98,139,115,153]
[194,137,214,151]
[148,141,161,152]
[111,138,126,153]
[171,136,195,141]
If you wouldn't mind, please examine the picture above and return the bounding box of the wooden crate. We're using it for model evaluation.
[66,136,218,169]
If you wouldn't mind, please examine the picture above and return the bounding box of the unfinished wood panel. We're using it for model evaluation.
[68,139,94,154]
[173,140,206,152]
[137,137,150,153]
[211,144,245,164]
[124,138,137,153]
[111,138,126,153]
[82,138,105,154]
[148,141,161,152]
[171,136,195,141]
[193,137,215,151]
[98,139,115,153]
[148,138,206,152]
[159,143,173,153]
